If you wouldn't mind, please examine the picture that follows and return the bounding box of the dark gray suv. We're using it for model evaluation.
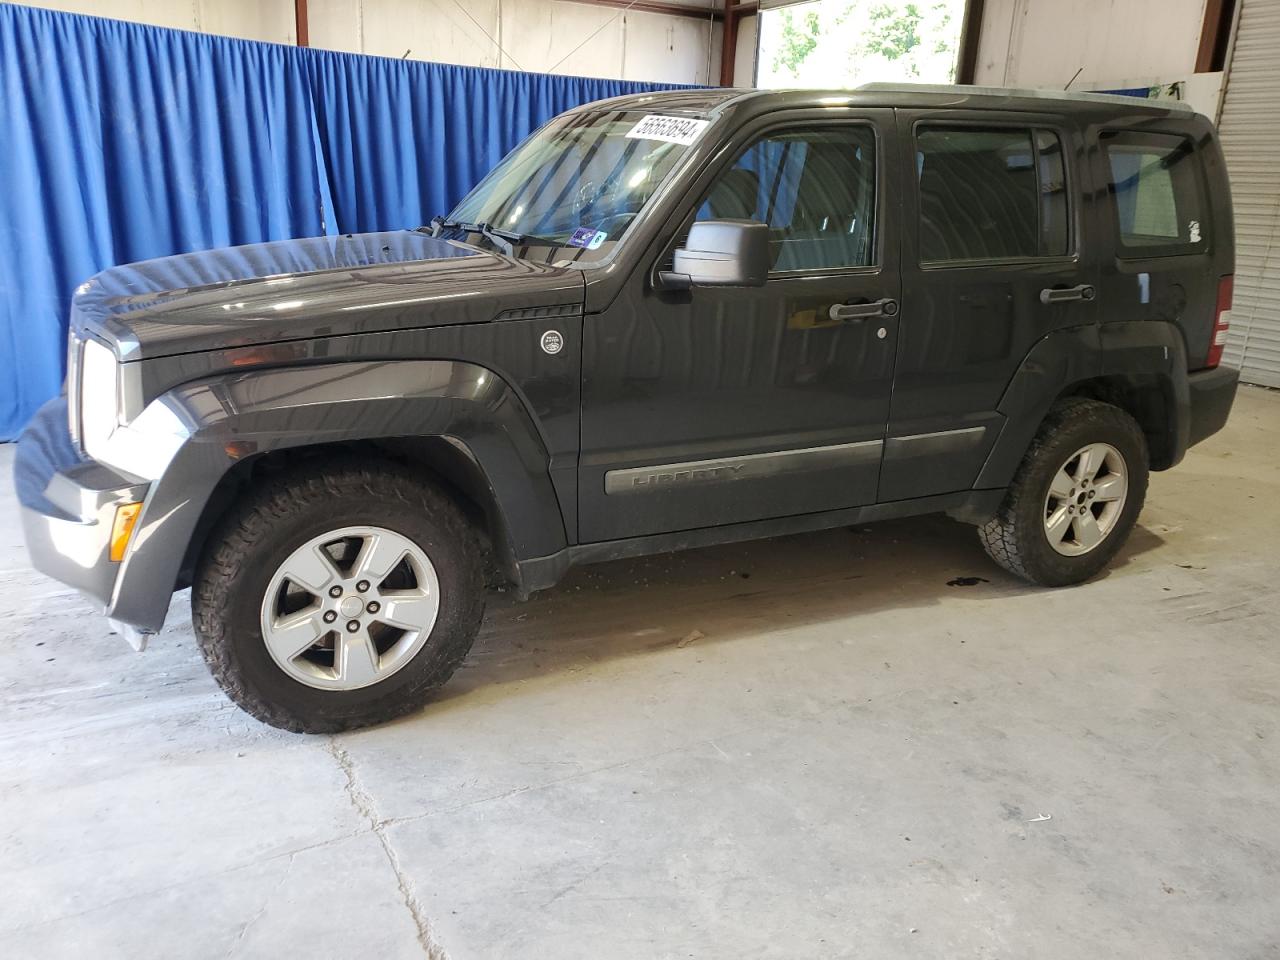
[16,85,1240,732]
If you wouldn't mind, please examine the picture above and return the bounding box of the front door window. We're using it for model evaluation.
[695,126,877,273]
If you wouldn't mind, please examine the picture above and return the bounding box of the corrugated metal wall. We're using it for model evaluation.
[1219,0,1280,386]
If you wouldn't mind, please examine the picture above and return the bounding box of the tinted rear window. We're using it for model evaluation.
[916,125,1069,263]
[1102,130,1206,256]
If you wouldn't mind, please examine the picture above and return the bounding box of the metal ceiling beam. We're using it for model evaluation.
[719,0,758,86]
[1195,0,1237,72]
[954,0,983,85]
[559,0,726,21]
[295,0,309,46]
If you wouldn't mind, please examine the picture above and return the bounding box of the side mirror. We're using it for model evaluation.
[660,219,769,289]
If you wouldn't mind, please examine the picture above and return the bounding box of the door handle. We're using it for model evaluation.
[1039,284,1096,305]
[829,297,899,322]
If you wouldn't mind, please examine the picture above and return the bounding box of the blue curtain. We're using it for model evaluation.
[0,3,690,440]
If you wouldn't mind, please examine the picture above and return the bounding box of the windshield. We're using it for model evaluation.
[446,109,710,264]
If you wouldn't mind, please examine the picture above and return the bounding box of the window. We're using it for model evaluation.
[1102,131,1205,255]
[695,126,877,272]
[916,126,1069,263]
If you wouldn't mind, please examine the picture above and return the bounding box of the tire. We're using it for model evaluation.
[978,398,1149,587]
[192,460,485,733]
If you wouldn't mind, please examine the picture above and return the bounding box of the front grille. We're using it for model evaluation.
[66,330,83,449]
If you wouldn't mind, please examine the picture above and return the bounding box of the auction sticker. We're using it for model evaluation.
[625,114,711,146]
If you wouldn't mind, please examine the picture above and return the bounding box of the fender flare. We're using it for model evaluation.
[109,359,567,632]
[975,321,1189,489]
[1097,319,1192,469]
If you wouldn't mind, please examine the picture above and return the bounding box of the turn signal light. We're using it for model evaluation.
[1206,274,1233,369]
[109,503,142,562]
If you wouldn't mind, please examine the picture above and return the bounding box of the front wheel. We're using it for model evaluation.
[192,461,485,733]
[978,398,1149,586]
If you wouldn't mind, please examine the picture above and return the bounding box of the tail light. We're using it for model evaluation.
[1206,274,1233,369]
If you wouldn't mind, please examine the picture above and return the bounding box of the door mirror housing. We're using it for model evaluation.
[662,219,769,289]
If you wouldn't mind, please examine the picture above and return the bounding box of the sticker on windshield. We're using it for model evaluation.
[625,115,711,146]
[568,228,608,250]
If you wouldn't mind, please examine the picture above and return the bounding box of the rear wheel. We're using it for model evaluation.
[193,461,485,733]
[978,398,1149,586]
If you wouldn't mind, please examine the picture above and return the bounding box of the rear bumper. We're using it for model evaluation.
[15,397,149,615]
[1186,364,1239,449]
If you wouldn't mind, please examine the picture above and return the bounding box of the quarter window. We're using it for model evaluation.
[695,126,877,272]
[916,126,1069,263]
[1102,131,1205,255]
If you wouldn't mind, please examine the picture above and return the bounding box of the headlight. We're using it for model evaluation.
[80,338,121,461]
[74,337,149,473]
[66,330,83,445]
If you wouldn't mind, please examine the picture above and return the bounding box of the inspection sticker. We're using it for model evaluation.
[567,227,608,250]
[625,114,711,146]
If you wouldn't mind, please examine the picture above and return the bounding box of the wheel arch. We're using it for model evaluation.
[110,359,568,634]
[976,320,1191,489]
[176,435,522,595]
[1054,372,1180,470]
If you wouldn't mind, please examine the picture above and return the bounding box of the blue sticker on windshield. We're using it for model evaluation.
[568,228,608,250]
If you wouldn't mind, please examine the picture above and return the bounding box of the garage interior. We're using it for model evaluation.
[2,0,1279,957]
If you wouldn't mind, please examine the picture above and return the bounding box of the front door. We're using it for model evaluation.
[578,111,902,543]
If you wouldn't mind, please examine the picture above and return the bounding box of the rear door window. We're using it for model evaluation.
[1101,130,1206,256]
[915,125,1069,263]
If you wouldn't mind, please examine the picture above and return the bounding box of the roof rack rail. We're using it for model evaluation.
[855,82,1195,113]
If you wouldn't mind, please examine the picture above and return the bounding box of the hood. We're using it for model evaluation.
[72,231,585,360]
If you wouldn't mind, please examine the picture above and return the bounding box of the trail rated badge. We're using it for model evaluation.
[540,330,565,355]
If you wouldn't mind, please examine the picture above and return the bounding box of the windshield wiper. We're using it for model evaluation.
[426,217,505,251]
[425,217,553,255]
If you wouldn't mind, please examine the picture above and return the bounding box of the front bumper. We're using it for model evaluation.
[15,397,149,617]
[1186,364,1239,449]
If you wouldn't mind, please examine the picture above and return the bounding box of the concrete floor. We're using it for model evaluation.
[1,387,1278,960]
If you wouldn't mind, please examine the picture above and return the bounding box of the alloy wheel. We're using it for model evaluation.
[1042,442,1129,557]
[259,526,441,690]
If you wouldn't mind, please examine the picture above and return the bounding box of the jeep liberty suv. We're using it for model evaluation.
[16,85,1239,732]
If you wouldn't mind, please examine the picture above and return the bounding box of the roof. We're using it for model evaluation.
[576,83,1196,120]
[858,82,1193,112]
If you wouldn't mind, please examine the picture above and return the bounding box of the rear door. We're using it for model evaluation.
[882,110,1099,501]
[578,110,902,542]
